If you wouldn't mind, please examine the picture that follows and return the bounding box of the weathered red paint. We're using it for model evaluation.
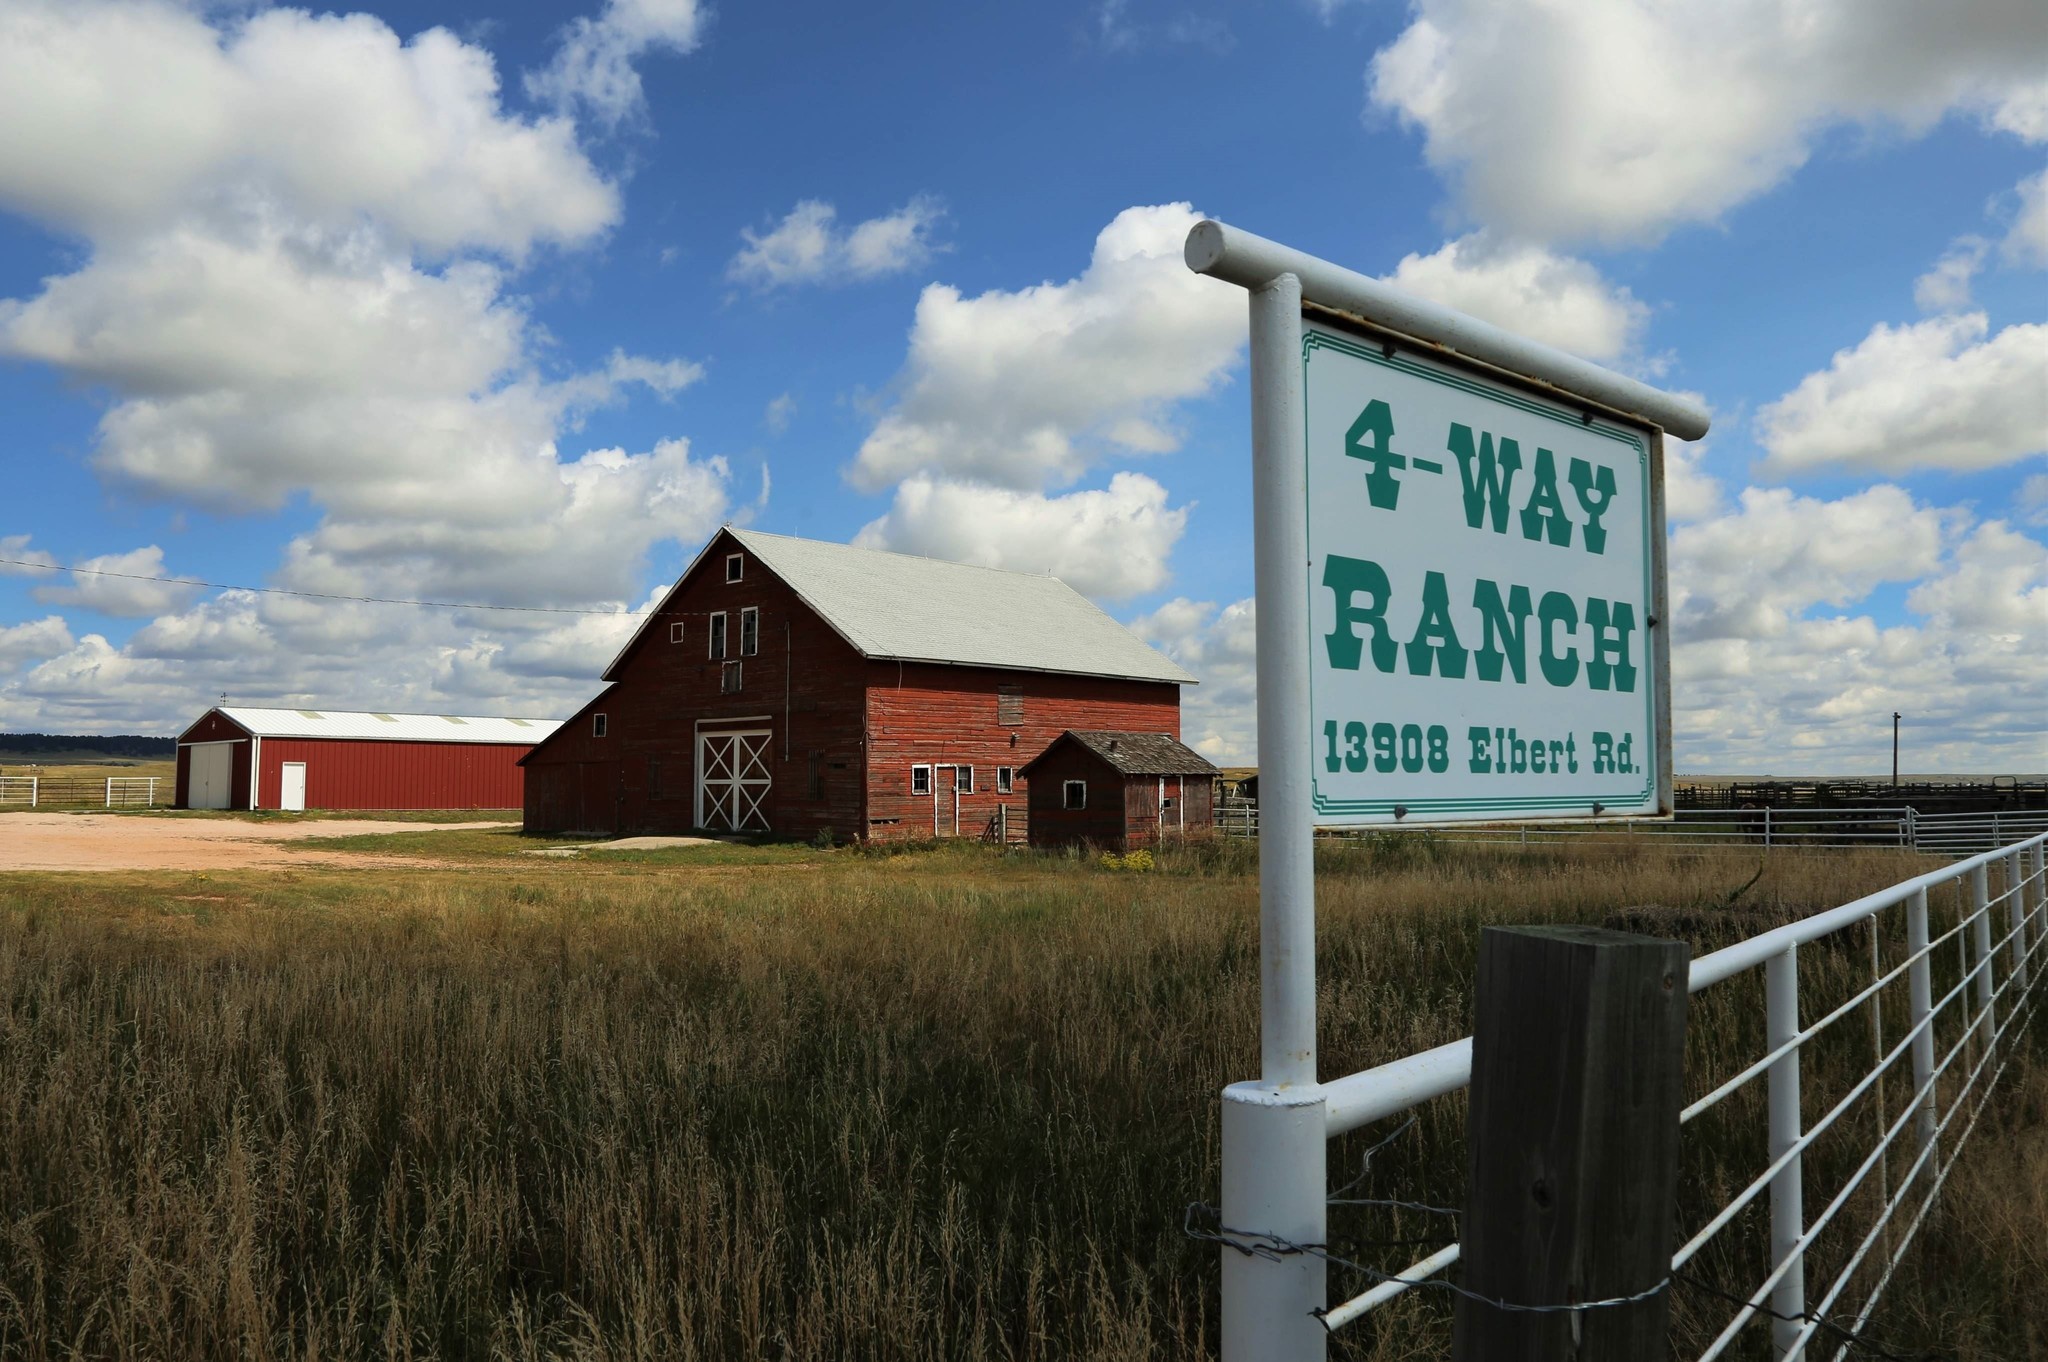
[1021,740,1218,853]
[521,528,1186,841]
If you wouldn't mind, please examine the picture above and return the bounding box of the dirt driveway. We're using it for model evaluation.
[0,814,511,873]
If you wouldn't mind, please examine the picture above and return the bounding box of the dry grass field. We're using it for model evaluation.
[0,833,2039,1360]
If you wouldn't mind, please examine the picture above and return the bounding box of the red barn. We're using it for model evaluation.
[174,708,561,811]
[520,528,1197,841]
[1019,730,1220,852]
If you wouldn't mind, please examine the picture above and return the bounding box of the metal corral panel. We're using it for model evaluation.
[255,738,533,810]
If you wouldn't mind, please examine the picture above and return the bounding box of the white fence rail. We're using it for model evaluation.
[103,776,159,808]
[1297,831,2047,1357]
[1215,803,2048,855]
[0,776,36,807]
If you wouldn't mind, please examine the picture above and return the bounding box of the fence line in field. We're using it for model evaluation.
[0,774,164,808]
[1296,832,2046,1357]
[1215,803,2048,856]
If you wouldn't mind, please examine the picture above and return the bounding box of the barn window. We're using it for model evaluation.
[740,606,759,657]
[670,621,685,644]
[649,757,663,798]
[709,611,727,659]
[721,660,743,694]
[808,750,824,799]
[996,766,1014,794]
[911,765,932,795]
[725,554,744,583]
[955,765,973,794]
[996,684,1023,726]
[593,713,609,738]
[1063,779,1086,810]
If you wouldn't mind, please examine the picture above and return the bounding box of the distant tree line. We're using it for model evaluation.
[0,733,176,759]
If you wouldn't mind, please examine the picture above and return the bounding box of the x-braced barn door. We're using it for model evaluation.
[696,728,772,832]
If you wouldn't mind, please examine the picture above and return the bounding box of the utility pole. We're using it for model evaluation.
[1892,711,1901,789]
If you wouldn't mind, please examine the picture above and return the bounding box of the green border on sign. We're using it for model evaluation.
[1302,325,1659,819]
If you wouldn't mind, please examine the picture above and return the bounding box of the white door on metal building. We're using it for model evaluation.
[696,729,772,832]
[280,762,307,812]
[187,742,233,810]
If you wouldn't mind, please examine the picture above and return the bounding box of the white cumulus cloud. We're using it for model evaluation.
[728,197,945,288]
[854,472,1188,600]
[1379,232,1650,361]
[1127,596,1258,763]
[1756,313,2048,476]
[525,0,705,127]
[1368,0,2048,245]
[850,202,1243,494]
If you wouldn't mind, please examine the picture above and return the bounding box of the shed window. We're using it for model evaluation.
[955,765,973,794]
[593,713,609,738]
[808,750,824,799]
[709,611,727,659]
[996,766,1014,794]
[725,554,744,583]
[670,621,685,644]
[720,660,743,694]
[996,684,1023,726]
[740,606,759,657]
[1063,780,1086,810]
[911,765,932,796]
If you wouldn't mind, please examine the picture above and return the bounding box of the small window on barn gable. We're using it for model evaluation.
[670,621,685,644]
[955,765,973,793]
[593,713,609,738]
[725,554,744,583]
[721,660,743,694]
[996,767,1014,794]
[740,606,759,657]
[709,611,728,660]
[996,684,1023,726]
[1063,779,1086,810]
[911,765,932,796]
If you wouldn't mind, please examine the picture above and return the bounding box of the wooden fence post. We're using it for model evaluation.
[1452,925,1691,1361]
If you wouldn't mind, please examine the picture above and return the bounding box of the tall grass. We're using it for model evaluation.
[0,840,2039,1359]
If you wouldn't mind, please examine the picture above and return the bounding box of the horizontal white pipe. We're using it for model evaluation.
[1318,1243,1460,1332]
[1185,219,1712,441]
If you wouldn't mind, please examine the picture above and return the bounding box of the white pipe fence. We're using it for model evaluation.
[0,776,36,807]
[103,776,159,808]
[1297,831,2047,1358]
[1216,803,2048,855]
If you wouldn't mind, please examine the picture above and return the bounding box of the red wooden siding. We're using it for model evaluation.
[520,527,1191,843]
[864,664,1178,842]
[521,534,872,841]
[1022,743,1132,850]
[254,738,531,811]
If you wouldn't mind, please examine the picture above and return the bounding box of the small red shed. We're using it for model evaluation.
[1018,730,1219,852]
[174,707,561,811]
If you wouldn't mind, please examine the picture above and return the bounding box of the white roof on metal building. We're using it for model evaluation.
[610,529,1195,685]
[211,708,562,744]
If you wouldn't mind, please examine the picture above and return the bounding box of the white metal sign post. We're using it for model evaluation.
[1186,220,1709,1359]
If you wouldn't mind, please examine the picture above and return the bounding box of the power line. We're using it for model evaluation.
[0,554,658,617]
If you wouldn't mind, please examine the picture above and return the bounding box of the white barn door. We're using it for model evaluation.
[280,762,307,812]
[187,742,234,810]
[696,728,772,832]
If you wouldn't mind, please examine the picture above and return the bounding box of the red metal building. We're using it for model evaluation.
[174,708,561,811]
[1019,730,1220,852]
[521,528,1197,842]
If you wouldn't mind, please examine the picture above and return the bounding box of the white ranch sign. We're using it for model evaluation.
[1303,318,1668,825]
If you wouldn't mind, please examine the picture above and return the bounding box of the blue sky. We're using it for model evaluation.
[0,0,2042,772]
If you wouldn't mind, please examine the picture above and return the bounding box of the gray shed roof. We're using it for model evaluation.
[1022,730,1220,777]
[607,529,1194,685]
[207,708,561,744]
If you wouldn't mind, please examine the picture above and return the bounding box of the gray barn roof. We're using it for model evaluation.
[204,708,561,744]
[1021,730,1220,777]
[606,529,1195,685]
